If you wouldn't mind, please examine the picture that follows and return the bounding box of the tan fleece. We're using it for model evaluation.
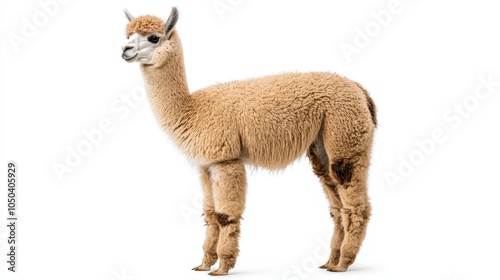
[126,10,376,276]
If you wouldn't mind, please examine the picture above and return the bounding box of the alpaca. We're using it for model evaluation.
[122,7,377,276]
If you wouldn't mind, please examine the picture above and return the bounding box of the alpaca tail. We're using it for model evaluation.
[354,82,377,127]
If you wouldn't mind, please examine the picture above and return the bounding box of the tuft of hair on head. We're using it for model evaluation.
[124,7,179,39]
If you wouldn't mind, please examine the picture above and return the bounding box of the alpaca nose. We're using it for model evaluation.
[122,44,134,52]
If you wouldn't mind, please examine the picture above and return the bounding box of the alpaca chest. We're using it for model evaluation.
[175,123,242,165]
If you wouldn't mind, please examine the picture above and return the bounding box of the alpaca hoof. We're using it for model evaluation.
[319,263,330,269]
[320,259,340,269]
[320,264,335,270]
[192,265,211,271]
[208,269,229,276]
[327,265,348,272]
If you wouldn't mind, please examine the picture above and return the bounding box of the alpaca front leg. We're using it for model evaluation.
[207,160,247,276]
[192,211,220,271]
[211,218,241,276]
[193,168,220,271]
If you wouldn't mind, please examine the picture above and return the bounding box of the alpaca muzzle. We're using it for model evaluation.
[122,52,137,62]
[122,45,137,62]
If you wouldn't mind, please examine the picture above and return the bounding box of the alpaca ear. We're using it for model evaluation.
[124,9,135,22]
[165,7,179,39]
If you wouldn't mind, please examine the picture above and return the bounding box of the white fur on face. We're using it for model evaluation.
[122,33,163,64]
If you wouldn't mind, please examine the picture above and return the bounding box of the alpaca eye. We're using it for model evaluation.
[148,35,160,44]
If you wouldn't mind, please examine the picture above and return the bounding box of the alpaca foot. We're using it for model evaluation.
[208,268,229,276]
[207,254,235,276]
[320,262,348,272]
[192,265,211,271]
[319,263,335,271]
[319,263,331,269]
[326,265,348,272]
[319,256,340,269]
[319,261,340,269]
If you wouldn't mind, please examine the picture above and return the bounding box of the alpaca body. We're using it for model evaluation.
[147,71,373,169]
[123,8,376,276]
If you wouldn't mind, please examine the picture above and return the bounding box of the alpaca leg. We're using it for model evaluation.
[320,184,345,268]
[193,168,220,271]
[328,153,372,272]
[207,160,247,276]
[320,102,375,272]
[306,140,344,269]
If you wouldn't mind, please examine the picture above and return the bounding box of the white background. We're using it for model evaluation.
[1,0,500,280]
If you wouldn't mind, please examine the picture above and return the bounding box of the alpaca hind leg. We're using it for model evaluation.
[306,139,345,269]
[193,168,220,271]
[328,153,372,272]
[320,184,344,268]
[208,160,247,276]
[322,111,374,272]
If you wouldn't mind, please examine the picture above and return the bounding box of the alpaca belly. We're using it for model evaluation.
[240,125,320,169]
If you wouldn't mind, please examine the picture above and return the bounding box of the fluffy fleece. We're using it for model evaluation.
[125,7,376,276]
[126,15,165,37]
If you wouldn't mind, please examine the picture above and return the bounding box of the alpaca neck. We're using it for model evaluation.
[140,40,191,135]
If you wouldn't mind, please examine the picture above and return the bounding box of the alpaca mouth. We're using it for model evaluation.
[122,52,138,62]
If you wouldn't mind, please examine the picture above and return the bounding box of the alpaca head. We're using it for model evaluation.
[122,7,179,66]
